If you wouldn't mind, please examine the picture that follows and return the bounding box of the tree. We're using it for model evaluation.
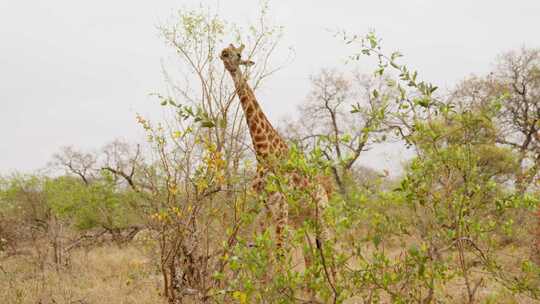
[45,174,139,241]
[131,5,286,302]
[0,174,49,253]
[157,3,287,181]
[452,47,540,192]
[284,69,392,194]
[50,146,97,185]
[100,139,142,192]
[338,33,540,302]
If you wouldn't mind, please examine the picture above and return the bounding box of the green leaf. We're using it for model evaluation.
[390,51,402,60]
[219,118,227,128]
[373,234,382,247]
[201,121,215,128]
[413,97,430,108]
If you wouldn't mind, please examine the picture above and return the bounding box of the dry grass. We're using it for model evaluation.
[1,228,538,304]
[0,244,165,304]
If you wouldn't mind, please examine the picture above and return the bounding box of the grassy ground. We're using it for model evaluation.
[1,235,537,303]
[0,243,165,304]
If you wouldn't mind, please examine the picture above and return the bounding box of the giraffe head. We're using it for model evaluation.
[220,43,254,73]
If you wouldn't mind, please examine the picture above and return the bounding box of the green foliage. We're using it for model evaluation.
[0,174,49,226]
[0,173,137,234]
[341,34,540,302]
[45,173,137,231]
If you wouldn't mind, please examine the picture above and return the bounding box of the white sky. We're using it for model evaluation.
[1,0,539,174]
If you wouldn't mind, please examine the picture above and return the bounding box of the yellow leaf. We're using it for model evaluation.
[232,291,247,304]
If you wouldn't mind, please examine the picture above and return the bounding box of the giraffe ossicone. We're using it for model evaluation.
[220,43,255,71]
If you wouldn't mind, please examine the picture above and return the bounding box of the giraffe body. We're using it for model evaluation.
[220,44,331,252]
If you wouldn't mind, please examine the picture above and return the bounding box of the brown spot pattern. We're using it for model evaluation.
[256,142,268,150]
[245,106,254,117]
[254,134,266,142]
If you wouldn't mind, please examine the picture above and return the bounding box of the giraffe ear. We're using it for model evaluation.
[238,44,245,52]
[241,59,255,66]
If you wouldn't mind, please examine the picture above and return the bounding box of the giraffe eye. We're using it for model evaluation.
[221,51,229,58]
[237,54,241,59]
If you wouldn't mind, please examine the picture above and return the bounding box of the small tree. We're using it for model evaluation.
[284,69,393,194]
[45,174,139,242]
[50,146,97,185]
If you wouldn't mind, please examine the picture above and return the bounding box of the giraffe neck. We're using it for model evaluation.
[228,69,288,162]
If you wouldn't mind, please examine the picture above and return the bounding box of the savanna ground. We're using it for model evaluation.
[2,3,540,304]
[1,244,163,304]
[1,204,538,304]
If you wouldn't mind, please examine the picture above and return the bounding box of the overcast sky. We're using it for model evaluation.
[1,0,539,174]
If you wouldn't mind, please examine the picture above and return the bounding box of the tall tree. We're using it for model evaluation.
[452,47,540,191]
[283,69,392,193]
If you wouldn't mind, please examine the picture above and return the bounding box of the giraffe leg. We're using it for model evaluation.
[251,175,267,237]
[314,183,338,282]
[276,196,288,257]
[303,234,317,302]
[268,192,288,257]
[299,182,335,302]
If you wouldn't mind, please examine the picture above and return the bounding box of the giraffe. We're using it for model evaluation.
[219,43,332,255]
